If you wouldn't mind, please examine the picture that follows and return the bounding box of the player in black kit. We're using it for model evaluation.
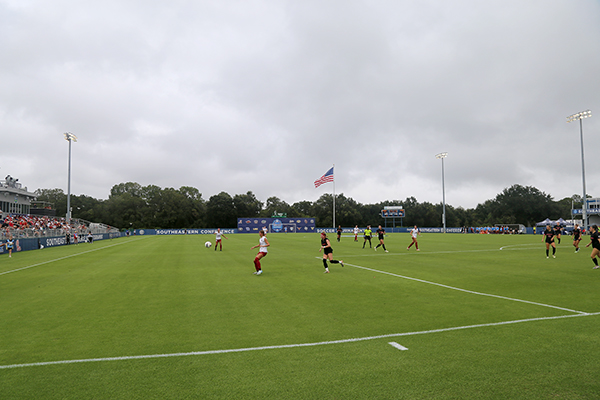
[572,224,582,253]
[554,224,562,244]
[374,225,388,252]
[543,224,556,259]
[585,225,600,269]
[319,232,344,273]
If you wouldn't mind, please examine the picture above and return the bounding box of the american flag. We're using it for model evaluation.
[314,167,334,188]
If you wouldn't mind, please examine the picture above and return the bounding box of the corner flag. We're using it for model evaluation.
[314,167,334,188]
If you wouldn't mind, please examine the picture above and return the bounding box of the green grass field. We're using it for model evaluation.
[1,232,599,399]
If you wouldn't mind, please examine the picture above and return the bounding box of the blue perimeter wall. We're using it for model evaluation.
[131,227,535,235]
[0,232,124,255]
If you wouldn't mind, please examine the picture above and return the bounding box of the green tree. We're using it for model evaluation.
[491,184,555,226]
[291,201,314,217]
[206,192,236,228]
[110,182,143,197]
[261,196,291,218]
[34,188,67,217]
[233,191,263,217]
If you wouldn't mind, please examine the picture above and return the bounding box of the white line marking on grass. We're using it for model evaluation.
[499,244,541,251]
[389,342,409,351]
[1,312,598,370]
[0,238,145,277]
[342,261,588,314]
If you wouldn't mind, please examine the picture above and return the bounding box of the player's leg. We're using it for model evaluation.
[591,248,599,269]
[328,253,343,267]
[254,252,264,274]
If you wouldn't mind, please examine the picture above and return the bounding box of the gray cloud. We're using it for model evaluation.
[2,0,599,210]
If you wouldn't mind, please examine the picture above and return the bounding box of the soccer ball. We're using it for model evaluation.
[205,241,212,248]
[40,245,44,249]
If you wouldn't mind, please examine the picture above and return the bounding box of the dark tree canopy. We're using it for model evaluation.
[33,182,581,229]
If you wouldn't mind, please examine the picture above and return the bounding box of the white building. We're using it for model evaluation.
[0,175,36,215]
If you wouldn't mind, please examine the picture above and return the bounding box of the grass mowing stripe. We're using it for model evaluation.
[0,237,146,276]
[1,312,597,370]
[337,259,588,314]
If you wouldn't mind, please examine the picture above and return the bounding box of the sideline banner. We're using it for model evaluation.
[237,217,316,233]
[132,229,236,235]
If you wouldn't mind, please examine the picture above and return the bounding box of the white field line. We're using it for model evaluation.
[1,312,598,370]
[0,237,145,277]
[388,342,409,351]
[499,243,543,250]
[339,260,587,314]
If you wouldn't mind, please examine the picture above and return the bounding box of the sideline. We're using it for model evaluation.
[1,312,597,370]
[0,237,147,277]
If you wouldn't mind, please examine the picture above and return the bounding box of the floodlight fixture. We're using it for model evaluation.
[567,110,591,232]
[435,152,448,233]
[64,132,78,142]
[566,110,591,122]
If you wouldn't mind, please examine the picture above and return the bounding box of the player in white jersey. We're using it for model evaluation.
[251,230,270,275]
[407,225,420,251]
[214,228,228,251]
[353,225,360,242]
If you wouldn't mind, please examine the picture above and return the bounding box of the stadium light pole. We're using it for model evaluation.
[64,132,78,223]
[567,110,591,232]
[435,152,448,233]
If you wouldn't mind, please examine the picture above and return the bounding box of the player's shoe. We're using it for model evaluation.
[575,248,580,253]
[594,266,599,269]
[340,261,344,267]
[385,250,389,253]
[324,269,330,273]
[416,249,420,251]
[256,270,262,275]
[553,255,556,259]
[374,247,377,251]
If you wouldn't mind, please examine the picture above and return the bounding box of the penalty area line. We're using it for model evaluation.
[1,312,598,370]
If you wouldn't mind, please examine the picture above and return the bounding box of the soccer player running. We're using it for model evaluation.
[374,225,388,252]
[214,228,228,251]
[3,235,14,257]
[573,224,582,253]
[353,225,359,241]
[407,225,420,251]
[586,225,600,269]
[554,224,562,244]
[362,225,373,248]
[251,230,270,275]
[319,232,344,273]
[336,225,342,242]
[543,224,557,258]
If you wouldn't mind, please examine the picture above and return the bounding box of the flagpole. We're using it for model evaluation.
[332,164,335,229]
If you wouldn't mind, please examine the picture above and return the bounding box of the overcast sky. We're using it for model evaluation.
[2,0,599,210]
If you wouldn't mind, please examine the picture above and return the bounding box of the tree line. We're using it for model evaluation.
[34,182,578,230]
